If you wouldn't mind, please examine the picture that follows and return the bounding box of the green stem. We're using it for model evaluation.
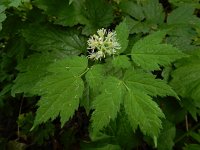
[79,67,90,77]
[175,122,200,143]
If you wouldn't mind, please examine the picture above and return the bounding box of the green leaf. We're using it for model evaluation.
[115,110,140,149]
[169,0,200,7]
[34,0,113,35]
[32,56,88,128]
[131,30,187,70]
[189,132,200,143]
[157,120,176,150]
[81,0,114,35]
[125,16,153,34]
[11,53,56,96]
[167,5,200,26]
[124,89,164,137]
[86,65,105,90]
[121,69,180,138]
[89,68,178,138]
[91,77,124,134]
[119,0,164,34]
[0,5,6,31]
[6,36,27,63]
[184,144,200,150]
[182,98,199,121]
[166,27,197,51]
[124,70,178,98]
[170,56,200,105]
[34,0,85,27]
[22,25,86,54]
[111,55,131,69]
[119,1,144,21]
[0,0,21,7]
[115,19,129,53]
[142,0,164,24]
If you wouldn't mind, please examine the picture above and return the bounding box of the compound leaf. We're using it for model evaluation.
[32,56,87,128]
[131,30,187,70]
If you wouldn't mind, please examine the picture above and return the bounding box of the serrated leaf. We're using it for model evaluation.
[91,77,124,134]
[81,0,114,35]
[115,19,129,53]
[119,1,144,21]
[167,5,200,26]
[112,55,131,69]
[124,70,178,98]
[166,27,197,51]
[170,56,200,105]
[142,0,164,24]
[124,89,164,137]
[34,0,85,27]
[22,25,86,54]
[121,69,180,138]
[131,30,187,70]
[34,0,113,35]
[157,120,176,150]
[32,56,88,128]
[11,53,56,96]
[88,68,178,138]
[119,0,164,34]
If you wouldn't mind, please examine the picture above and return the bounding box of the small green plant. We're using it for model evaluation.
[1,0,200,149]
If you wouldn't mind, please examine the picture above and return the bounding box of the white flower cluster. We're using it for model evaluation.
[87,28,121,61]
